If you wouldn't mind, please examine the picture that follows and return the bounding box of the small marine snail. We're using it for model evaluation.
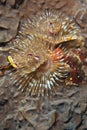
[2,10,86,96]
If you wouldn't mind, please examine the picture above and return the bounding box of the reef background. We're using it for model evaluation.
[0,0,87,130]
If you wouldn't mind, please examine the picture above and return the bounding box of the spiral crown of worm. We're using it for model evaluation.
[8,10,85,96]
